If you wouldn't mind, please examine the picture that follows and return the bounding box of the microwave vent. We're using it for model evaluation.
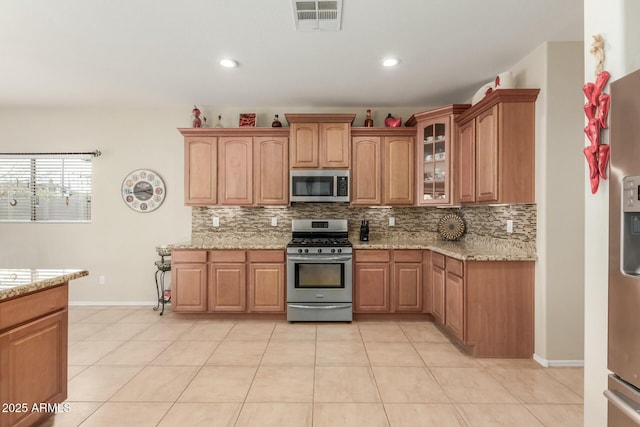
[292,0,342,31]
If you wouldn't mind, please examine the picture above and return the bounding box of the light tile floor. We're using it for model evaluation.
[39,306,584,426]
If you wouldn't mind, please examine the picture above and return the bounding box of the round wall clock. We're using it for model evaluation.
[121,169,166,213]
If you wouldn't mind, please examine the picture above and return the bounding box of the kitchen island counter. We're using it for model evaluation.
[0,268,88,301]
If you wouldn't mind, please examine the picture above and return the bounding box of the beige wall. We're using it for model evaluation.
[510,41,585,364]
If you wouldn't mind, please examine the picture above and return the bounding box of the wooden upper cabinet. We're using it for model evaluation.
[320,123,350,168]
[384,135,415,205]
[286,114,355,169]
[455,89,539,205]
[254,137,288,205]
[458,119,476,203]
[218,137,253,205]
[351,136,382,205]
[290,123,319,168]
[476,106,499,202]
[406,105,470,206]
[184,137,217,205]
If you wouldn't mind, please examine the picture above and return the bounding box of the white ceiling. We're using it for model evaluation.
[0,0,583,108]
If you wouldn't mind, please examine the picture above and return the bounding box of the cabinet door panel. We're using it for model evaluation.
[432,266,445,323]
[354,263,390,312]
[0,311,67,427]
[255,137,288,205]
[394,263,422,312]
[476,105,499,202]
[320,123,350,168]
[458,120,476,203]
[290,123,319,168]
[248,263,285,312]
[445,272,464,341]
[184,138,217,205]
[384,136,415,205]
[218,137,253,205]
[172,263,207,312]
[209,263,246,312]
[351,137,382,205]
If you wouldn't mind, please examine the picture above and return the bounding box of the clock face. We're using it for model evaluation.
[121,169,166,213]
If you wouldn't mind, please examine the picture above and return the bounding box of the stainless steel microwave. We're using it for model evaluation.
[290,170,349,202]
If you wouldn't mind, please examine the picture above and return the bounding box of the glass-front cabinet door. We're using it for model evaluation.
[419,118,450,205]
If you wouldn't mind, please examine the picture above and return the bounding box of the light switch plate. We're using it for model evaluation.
[389,217,395,226]
[213,217,220,227]
[271,217,278,227]
[506,219,513,233]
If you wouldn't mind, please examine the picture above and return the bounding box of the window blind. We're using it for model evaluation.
[0,154,93,223]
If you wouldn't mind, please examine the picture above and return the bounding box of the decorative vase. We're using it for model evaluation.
[214,115,224,128]
[364,109,374,127]
[272,114,282,127]
[384,113,402,127]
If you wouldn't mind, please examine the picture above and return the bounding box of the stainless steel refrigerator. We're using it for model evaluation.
[607,67,640,426]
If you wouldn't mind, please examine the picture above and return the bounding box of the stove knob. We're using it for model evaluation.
[337,248,342,253]
[304,249,309,253]
[298,249,303,254]
[318,248,322,253]
[331,248,336,253]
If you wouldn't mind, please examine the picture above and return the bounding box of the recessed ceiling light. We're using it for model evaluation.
[220,59,238,68]
[383,58,400,67]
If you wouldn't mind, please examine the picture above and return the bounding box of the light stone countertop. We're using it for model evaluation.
[166,234,536,262]
[0,269,89,300]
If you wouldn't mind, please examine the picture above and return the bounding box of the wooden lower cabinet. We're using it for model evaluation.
[248,263,285,313]
[0,286,68,427]
[171,249,285,314]
[209,263,246,312]
[354,249,425,313]
[430,252,534,358]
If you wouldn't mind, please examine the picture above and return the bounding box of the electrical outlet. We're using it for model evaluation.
[506,219,514,233]
[389,217,396,226]
[212,217,220,227]
[99,276,106,285]
[271,217,278,227]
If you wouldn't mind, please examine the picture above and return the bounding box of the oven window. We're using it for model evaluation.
[291,176,333,197]
[295,263,344,288]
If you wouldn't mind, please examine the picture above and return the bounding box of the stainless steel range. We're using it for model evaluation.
[286,219,352,322]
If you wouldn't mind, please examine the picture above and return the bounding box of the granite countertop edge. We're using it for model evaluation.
[0,270,89,301]
[165,240,536,262]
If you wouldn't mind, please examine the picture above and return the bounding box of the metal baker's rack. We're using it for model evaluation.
[154,246,171,315]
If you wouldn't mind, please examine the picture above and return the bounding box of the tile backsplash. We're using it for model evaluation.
[192,204,536,249]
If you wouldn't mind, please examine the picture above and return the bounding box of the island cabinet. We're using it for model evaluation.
[354,249,426,313]
[406,104,470,206]
[0,285,68,427]
[285,114,355,168]
[179,128,289,206]
[171,249,285,314]
[430,251,535,358]
[455,89,540,204]
[351,128,416,206]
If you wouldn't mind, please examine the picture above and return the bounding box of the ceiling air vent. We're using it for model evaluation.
[292,0,343,31]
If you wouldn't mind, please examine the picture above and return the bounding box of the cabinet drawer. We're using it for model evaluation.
[248,250,285,263]
[208,250,246,262]
[393,250,422,262]
[432,252,445,268]
[355,250,390,263]
[0,284,67,331]
[172,250,207,263]
[446,257,464,277]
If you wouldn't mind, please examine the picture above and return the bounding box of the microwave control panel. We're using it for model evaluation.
[623,176,640,213]
[337,176,349,197]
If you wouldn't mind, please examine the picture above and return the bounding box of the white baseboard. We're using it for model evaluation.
[69,301,158,307]
[533,353,584,367]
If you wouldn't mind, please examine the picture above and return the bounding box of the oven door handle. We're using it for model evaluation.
[288,304,352,310]
[287,256,352,262]
[604,390,640,425]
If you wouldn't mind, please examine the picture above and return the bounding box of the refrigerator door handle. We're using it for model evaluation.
[604,389,640,425]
